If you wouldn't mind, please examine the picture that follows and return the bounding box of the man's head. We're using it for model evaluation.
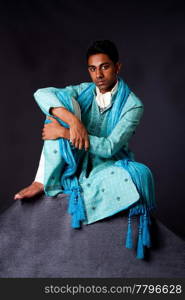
[86,40,121,93]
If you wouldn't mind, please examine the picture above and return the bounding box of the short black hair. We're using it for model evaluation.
[86,40,119,64]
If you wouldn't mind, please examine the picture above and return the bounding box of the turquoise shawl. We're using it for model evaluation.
[45,77,156,259]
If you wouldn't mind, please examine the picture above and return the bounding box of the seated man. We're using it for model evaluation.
[14,40,156,259]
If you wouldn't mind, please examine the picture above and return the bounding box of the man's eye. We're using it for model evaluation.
[89,67,95,72]
[102,65,109,70]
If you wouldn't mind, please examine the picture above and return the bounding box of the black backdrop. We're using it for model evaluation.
[0,0,185,239]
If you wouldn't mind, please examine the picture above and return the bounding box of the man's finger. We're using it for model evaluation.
[74,139,80,149]
[47,116,57,122]
[45,123,52,127]
[78,140,83,150]
[14,193,23,200]
[85,139,89,151]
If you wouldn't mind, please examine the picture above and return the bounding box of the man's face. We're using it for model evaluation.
[87,53,121,94]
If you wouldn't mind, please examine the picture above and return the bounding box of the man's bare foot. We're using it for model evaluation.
[14,181,44,200]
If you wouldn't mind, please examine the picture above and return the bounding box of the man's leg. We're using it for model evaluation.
[14,148,45,200]
[14,98,82,200]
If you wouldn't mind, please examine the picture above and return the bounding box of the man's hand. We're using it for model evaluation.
[42,116,89,151]
[42,116,67,140]
[51,107,89,150]
[69,118,89,151]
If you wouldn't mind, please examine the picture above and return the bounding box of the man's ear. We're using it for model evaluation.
[115,62,122,74]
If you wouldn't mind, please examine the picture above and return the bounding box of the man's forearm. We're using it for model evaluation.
[51,107,79,127]
[50,107,89,150]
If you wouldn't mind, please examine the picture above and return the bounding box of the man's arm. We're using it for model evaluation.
[88,105,144,158]
[34,83,90,116]
[43,108,89,151]
[35,85,143,156]
[85,92,144,158]
[34,83,90,150]
[43,104,144,158]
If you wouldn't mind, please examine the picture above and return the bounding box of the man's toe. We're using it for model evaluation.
[14,193,23,200]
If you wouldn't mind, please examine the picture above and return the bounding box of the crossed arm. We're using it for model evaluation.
[43,107,90,151]
[35,87,144,159]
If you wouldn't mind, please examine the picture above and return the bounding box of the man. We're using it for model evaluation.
[14,40,156,259]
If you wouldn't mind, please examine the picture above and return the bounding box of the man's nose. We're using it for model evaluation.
[96,68,103,79]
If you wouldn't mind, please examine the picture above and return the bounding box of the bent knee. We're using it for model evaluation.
[72,97,81,120]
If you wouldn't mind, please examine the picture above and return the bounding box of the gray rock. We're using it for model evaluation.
[0,194,184,278]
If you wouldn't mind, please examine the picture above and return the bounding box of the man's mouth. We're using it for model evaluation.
[97,80,105,85]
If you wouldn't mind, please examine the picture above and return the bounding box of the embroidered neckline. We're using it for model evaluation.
[93,80,118,113]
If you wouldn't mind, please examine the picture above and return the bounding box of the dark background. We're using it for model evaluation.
[0,0,185,239]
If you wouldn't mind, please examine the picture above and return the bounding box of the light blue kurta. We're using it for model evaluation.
[34,81,144,224]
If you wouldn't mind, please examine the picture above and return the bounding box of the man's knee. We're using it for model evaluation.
[72,98,81,120]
